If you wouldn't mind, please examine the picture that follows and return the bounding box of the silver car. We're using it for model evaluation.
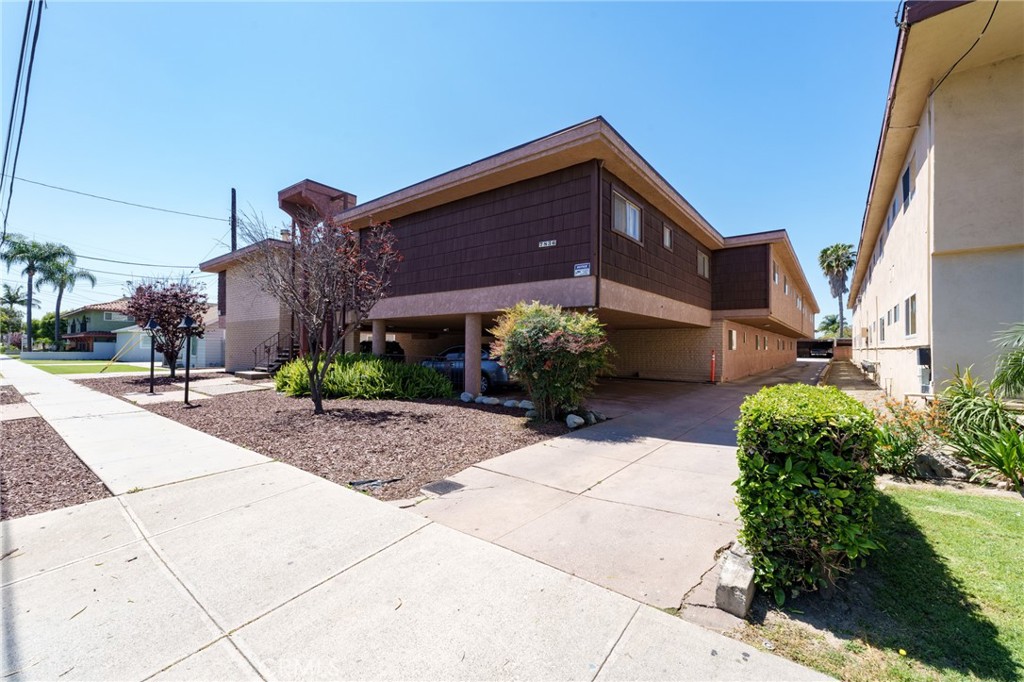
[420,345,512,394]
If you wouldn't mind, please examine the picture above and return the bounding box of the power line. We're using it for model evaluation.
[929,0,999,96]
[0,0,41,245]
[3,175,228,222]
[77,254,198,269]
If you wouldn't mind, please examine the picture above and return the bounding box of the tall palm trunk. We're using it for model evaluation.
[24,268,34,350]
[838,297,845,340]
[54,285,65,346]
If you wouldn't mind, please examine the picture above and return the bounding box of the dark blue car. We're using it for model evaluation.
[420,345,512,394]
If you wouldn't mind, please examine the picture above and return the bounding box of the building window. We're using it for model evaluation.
[139,334,151,348]
[612,191,641,241]
[772,261,779,284]
[763,336,768,351]
[662,223,673,250]
[728,329,737,350]
[755,335,760,350]
[893,305,899,323]
[796,295,802,311]
[905,294,917,336]
[103,312,129,322]
[887,309,892,326]
[902,156,916,209]
[891,197,899,221]
[880,317,886,342]
[784,276,789,295]
[697,251,710,279]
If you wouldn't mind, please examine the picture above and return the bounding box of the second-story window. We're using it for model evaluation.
[784,276,789,295]
[612,191,641,241]
[772,261,779,284]
[697,251,710,279]
[662,223,673,250]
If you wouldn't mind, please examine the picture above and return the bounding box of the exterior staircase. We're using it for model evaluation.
[246,332,299,378]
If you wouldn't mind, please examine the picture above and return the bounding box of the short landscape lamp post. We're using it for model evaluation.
[144,317,160,394]
[178,315,196,406]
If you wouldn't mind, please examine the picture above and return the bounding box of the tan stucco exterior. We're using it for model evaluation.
[851,11,1023,400]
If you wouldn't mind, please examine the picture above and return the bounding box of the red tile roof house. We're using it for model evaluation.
[201,118,819,394]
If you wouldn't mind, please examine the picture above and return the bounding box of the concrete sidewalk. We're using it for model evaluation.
[413,362,828,620]
[0,357,827,681]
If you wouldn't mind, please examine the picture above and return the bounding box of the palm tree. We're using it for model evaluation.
[818,243,857,340]
[816,313,851,339]
[1,235,74,349]
[1,283,30,344]
[35,257,96,347]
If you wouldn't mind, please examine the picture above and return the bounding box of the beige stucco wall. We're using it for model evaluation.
[852,99,934,399]
[853,54,1024,400]
[224,265,289,372]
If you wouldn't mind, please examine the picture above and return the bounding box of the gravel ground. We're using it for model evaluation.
[77,376,568,501]
[1,385,111,520]
[1,383,26,404]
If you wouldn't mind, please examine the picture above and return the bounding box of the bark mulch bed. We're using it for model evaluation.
[77,376,569,502]
[1,383,26,405]
[1,386,111,521]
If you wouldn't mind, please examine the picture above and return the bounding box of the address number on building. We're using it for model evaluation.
[538,239,557,248]
[574,262,591,277]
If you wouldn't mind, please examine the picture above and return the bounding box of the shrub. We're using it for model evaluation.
[872,398,944,476]
[275,354,451,400]
[939,367,1014,435]
[968,428,1024,493]
[735,384,881,604]
[490,301,613,420]
[992,321,1024,398]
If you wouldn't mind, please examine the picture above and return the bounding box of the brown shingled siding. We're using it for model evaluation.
[599,170,712,308]
[384,163,594,297]
[712,245,770,310]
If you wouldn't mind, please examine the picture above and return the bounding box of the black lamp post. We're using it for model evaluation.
[178,315,196,406]
[144,317,160,394]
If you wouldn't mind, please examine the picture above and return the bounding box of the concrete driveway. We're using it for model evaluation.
[413,361,827,618]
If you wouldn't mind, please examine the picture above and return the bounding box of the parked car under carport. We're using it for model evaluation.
[420,345,513,394]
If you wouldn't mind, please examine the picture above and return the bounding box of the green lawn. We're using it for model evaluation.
[20,360,152,375]
[737,485,1024,681]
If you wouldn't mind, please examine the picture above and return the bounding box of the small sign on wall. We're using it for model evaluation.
[574,262,591,277]
[538,239,557,248]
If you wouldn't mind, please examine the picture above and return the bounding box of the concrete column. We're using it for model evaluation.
[464,313,482,395]
[372,319,386,356]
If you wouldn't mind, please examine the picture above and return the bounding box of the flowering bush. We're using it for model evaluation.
[873,398,946,476]
[489,301,613,421]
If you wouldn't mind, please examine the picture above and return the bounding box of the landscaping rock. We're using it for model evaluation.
[519,400,535,410]
[483,397,501,406]
[566,414,585,429]
[460,392,474,403]
[524,409,538,419]
[593,411,607,422]
[914,450,972,480]
[584,411,597,426]
[716,542,756,618]
[503,400,519,408]
[474,396,487,404]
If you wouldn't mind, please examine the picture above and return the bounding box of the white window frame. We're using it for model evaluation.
[103,312,129,322]
[612,191,642,242]
[662,223,673,250]
[697,251,710,279]
[728,329,737,351]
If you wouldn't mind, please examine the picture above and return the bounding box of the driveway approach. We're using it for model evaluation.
[0,357,826,681]
[413,362,827,613]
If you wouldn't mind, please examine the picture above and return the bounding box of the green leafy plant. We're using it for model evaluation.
[872,398,944,476]
[275,354,451,400]
[735,384,880,604]
[489,301,613,421]
[968,428,1024,493]
[939,366,1013,435]
[992,322,1024,398]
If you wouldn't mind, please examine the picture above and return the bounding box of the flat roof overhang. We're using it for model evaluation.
[335,117,727,251]
[363,308,707,336]
[849,0,1024,305]
[713,309,808,338]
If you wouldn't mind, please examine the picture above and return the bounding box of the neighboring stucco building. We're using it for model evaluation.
[202,118,818,391]
[114,308,225,368]
[849,0,1023,399]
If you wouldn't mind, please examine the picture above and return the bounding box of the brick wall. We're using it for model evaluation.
[224,266,288,372]
[607,319,797,383]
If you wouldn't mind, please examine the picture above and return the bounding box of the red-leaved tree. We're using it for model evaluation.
[240,211,400,414]
[125,278,208,377]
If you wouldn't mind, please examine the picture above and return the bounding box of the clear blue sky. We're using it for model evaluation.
[2,1,898,323]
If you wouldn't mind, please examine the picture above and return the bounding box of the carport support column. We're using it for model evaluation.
[371,319,386,357]
[464,313,482,395]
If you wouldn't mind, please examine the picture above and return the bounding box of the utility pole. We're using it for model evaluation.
[230,187,237,251]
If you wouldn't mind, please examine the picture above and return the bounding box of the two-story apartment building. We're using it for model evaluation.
[61,298,135,353]
[849,0,1023,399]
[202,118,818,392]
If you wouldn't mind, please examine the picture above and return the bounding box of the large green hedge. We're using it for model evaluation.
[735,383,880,604]
[274,354,452,400]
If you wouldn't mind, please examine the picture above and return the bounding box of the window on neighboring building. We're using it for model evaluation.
[905,294,917,336]
[880,317,886,342]
[728,329,737,350]
[772,261,779,284]
[662,223,672,250]
[612,191,641,241]
[902,156,916,209]
[893,305,899,323]
[697,251,710,279]
[103,312,129,322]
[139,334,151,348]
[887,309,892,326]
[891,197,899,221]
